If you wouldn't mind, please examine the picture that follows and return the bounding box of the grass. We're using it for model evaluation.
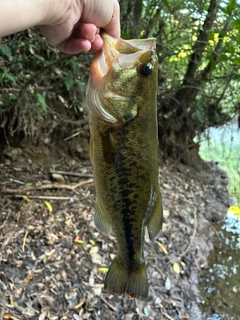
[198,125,240,206]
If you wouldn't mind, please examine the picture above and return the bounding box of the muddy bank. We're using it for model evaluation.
[0,145,231,319]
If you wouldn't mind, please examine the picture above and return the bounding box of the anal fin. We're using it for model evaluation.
[94,201,112,235]
[101,131,116,164]
[146,188,163,240]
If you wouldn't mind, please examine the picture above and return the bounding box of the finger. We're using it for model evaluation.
[102,0,120,38]
[90,33,104,51]
[82,0,120,39]
[79,23,98,42]
[57,38,92,54]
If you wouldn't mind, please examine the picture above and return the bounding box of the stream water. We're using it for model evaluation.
[200,209,240,320]
[196,120,240,320]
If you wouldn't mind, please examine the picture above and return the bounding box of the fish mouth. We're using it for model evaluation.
[98,52,108,76]
[86,32,157,124]
[97,32,156,77]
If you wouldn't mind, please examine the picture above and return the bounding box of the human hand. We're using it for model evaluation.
[40,0,120,54]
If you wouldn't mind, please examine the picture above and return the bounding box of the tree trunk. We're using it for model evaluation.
[157,0,220,166]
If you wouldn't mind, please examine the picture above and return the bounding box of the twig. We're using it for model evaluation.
[206,219,222,246]
[172,218,193,231]
[2,179,94,195]
[63,131,81,141]
[9,178,25,185]
[22,231,28,252]
[98,296,116,312]
[14,195,75,200]
[74,299,86,309]
[0,210,11,230]
[178,208,197,259]
[0,307,5,320]
[163,312,175,320]
[4,195,90,201]
[50,170,93,178]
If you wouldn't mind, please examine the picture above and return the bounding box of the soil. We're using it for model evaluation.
[0,142,232,320]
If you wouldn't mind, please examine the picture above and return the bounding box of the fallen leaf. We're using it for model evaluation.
[14,287,23,295]
[73,236,85,245]
[91,284,103,295]
[91,253,102,265]
[3,315,20,320]
[37,295,56,310]
[99,267,108,273]
[22,195,30,202]
[24,271,33,283]
[173,262,180,274]
[75,240,85,245]
[49,215,54,222]
[163,209,170,218]
[158,242,168,254]
[44,201,52,213]
[165,277,171,291]
[89,246,99,254]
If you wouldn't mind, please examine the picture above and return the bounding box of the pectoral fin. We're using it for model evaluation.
[94,201,112,235]
[101,131,116,164]
[145,189,163,240]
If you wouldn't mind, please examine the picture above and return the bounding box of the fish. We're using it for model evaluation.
[86,32,163,299]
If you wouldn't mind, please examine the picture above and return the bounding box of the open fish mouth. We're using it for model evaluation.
[97,33,157,78]
[86,32,158,124]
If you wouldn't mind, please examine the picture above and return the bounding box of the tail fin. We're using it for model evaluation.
[104,257,148,299]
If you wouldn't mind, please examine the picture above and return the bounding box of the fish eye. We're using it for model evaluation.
[140,63,153,77]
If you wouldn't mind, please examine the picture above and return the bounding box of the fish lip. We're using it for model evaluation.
[95,33,158,81]
[99,33,157,71]
[98,52,108,77]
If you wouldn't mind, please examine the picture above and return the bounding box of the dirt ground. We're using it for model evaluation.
[0,144,231,320]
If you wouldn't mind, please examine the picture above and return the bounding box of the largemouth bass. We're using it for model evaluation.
[86,32,162,299]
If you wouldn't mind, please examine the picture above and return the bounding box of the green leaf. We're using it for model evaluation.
[64,77,75,91]
[208,32,214,41]
[0,67,16,85]
[0,44,12,59]
[162,0,171,10]
[233,57,240,65]
[227,0,236,14]
[232,19,240,30]
[219,6,228,14]
[35,92,47,112]
[220,53,228,61]
[226,44,235,54]
[33,54,46,62]
[121,32,131,40]
[207,54,216,69]
[236,34,240,45]
[2,96,16,109]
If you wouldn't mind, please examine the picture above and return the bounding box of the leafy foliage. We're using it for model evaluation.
[0,44,12,59]
[0,28,91,141]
